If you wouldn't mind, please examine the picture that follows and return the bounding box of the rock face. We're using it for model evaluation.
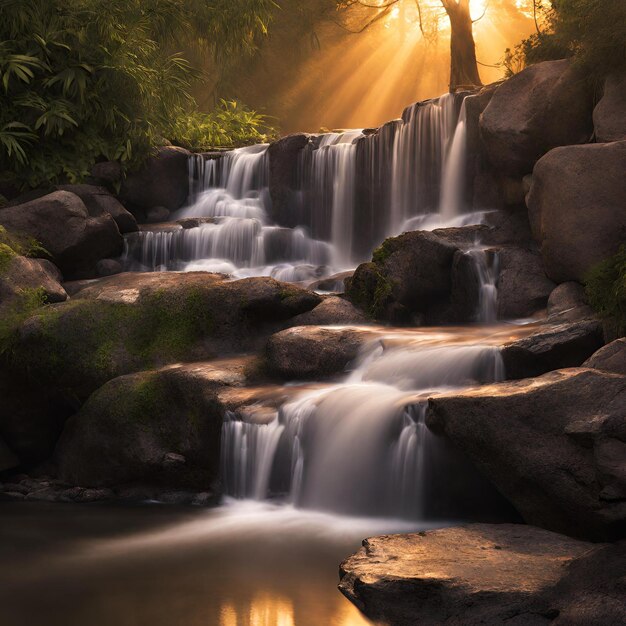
[0,255,67,307]
[496,247,555,319]
[426,368,626,540]
[288,296,367,326]
[594,72,626,142]
[501,320,604,379]
[7,272,321,402]
[56,184,138,233]
[265,326,368,379]
[268,134,310,227]
[480,59,593,176]
[547,282,593,321]
[339,524,626,626]
[56,364,231,487]
[527,141,626,283]
[346,231,458,324]
[583,339,626,375]
[120,146,191,213]
[0,191,123,277]
[0,435,19,472]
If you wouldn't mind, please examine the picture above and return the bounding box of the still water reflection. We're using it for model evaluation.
[0,500,444,626]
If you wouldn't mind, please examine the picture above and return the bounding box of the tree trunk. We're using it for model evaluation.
[441,0,482,91]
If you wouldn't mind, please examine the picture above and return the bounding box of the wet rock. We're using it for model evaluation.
[340,524,626,626]
[426,368,626,540]
[583,339,626,376]
[0,191,123,278]
[288,296,367,326]
[177,217,217,229]
[265,326,368,379]
[96,258,122,277]
[120,146,191,213]
[157,491,195,505]
[8,273,320,401]
[145,206,170,223]
[496,247,555,318]
[547,282,593,322]
[191,491,218,507]
[307,271,353,293]
[56,184,137,233]
[527,141,626,283]
[56,363,231,488]
[501,320,604,379]
[480,59,593,176]
[0,255,68,308]
[594,72,626,142]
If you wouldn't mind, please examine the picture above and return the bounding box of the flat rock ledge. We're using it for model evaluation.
[339,524,626,626]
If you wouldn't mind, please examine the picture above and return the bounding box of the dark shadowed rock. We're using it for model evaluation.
[288,296,367,326]
[120,146,191,213]
[0,255,67,307]
[8,272,321,402]
[265,326,369,379]
[56,184,138,233]
[0,436,18,472]
[340,524,626,626]
[501,320,604,379]
[426,368,626,540]
[480,59,593,176]
[96,258,122,277]
[146,206,170,223]
[0,191,123,278]
[90,161,122,186]
[594,72,626,142]
[527,141,626,282]
[547,282,593,322]
[583,339,626,375]
[56,362,237,487]
[496,247,555,318]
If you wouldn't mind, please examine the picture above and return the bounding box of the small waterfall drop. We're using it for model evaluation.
[439,99,468,221]
[466,248,499,323]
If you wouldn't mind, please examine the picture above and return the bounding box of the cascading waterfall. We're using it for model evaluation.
[220,337,505,519]
[466,248,500,323]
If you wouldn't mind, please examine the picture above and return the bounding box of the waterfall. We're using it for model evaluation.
[220,338,505,518]
[439,99,468,220]
[466,248,499,323]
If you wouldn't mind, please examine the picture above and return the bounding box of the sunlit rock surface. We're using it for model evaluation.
[427,368,626,540]
[340,524,626,626]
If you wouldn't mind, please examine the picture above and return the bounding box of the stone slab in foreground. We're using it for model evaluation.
[339,524,626,626]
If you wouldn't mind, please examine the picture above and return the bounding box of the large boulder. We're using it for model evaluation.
[501,320,604,379]
[7,272,321,402]
[288,296,367,326]
[346,231,458,324]
[594,72,626,142]
[56,184,137,233]
[496,247,556,318]
[480,59,594,176]
[120,146,191,213]
[527,141,626,282]
[583,339,626,376]
[547,282,594,322]
[426,368,626,540]
[0,254,67,308]
[340,524,626,626]
[56,363,233,487]
[0,191,123,278]
[265,326,368,380]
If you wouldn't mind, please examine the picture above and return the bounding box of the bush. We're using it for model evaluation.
[585,245,626,337]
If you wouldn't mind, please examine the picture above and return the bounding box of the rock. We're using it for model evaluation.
[496,247,556,318]
[56,364,230,487]
[547,282,593,321]
[120,146,191,213]
[191,491,218,506]
[288,297,367,326]
[594,72,626,142]
[339,524,626,626]
[265,326,368,379]
[346,231,458,324]
[157,491,195,505]
[268,134,311,227]
[307,271,353,293]
[0,191,123,278]
[162,452,186,468]
[56,184,138,233]
[96,258,122,277]
[0,255,68,307]
[0,436,18,472]
[480,59,593,176]
[8,272,320,401]
[426,368,626,540]
[501,320,604,379]
[583,339,626,375]
[527,141,626,282]
[90,161,122,186]
[177,217,217,229]
[145,206,170,223]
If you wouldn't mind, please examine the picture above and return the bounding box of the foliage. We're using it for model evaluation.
[169,100,277,150]
[0,0,277,190]
[585,245,626,337]
[511,0,626,78]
